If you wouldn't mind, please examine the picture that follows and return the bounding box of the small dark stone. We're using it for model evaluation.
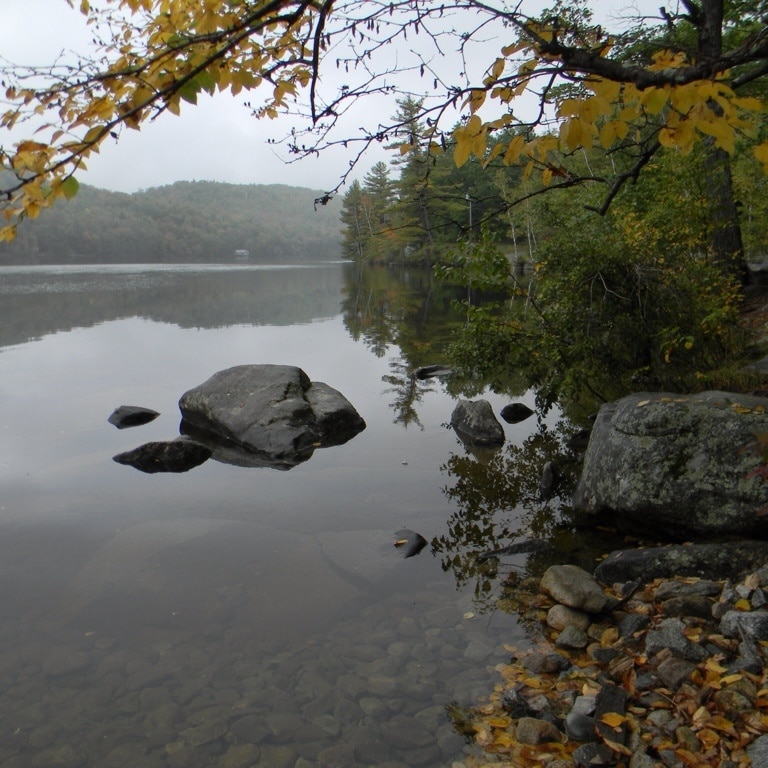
[655,656,696,691]
[108,405,160,429]
[660,596,714,620]
[500,688,534,718]
[113,439,212,473]
[555,625,589,650]
[521,652,571,675]
[393,529,427,558]
[589,646,622,665]
[654,579,723,600]
[573,742,614,766]
[645,618,708,663]
[500,402,534,424]
[413,364,452,380]
[619,610,654,637]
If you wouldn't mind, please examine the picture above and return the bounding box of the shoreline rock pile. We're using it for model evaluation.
[461,561,768,767]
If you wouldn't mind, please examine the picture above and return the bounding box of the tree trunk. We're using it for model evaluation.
[698,0,749,285]
[703,145,749,284]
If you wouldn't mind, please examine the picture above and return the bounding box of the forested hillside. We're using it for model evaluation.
[0,180,342,264]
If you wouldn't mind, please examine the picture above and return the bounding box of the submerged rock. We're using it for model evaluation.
[393,529,427,558]
[178,365,366,469]
[107,405,160,429]
[573,391,768,537]
[450,399,505,447]
[113,438,211,473]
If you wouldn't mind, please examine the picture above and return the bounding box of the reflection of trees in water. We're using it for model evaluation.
[340,262,463,363]
[381,359,436,430]
[432,419,582,610]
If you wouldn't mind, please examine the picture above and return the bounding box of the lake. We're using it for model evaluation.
[0,262,583,768]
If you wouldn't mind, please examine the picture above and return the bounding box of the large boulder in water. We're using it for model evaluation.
[178,365,366,469]
[450,399,505,447]
[573,391,768,537]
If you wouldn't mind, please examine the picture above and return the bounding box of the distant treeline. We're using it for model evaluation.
[0,179,343,264]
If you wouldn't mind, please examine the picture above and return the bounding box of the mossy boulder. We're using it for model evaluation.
[573,391,768,537]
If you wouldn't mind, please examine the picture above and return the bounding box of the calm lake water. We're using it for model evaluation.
[0,262,583,768]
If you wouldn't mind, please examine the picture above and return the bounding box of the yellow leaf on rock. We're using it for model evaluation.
[600,712,626,729]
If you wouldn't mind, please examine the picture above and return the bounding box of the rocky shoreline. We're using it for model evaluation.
[458,558,768,767]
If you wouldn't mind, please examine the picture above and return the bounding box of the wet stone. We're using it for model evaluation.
[660,596,714,619]
[255,744,297,768]
[312,713,341,738]
[645,618,707,662]
[555,625,589,650]
[547,604,591,632]
[380,714,434,749]
[516,716,562,745]
[521,651,571,675]
[655,656,696,691]
[359,696,389,718]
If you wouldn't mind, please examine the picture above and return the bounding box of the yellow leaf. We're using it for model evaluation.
[734,598,751,611]
[590,78,621,102]
[755,141,768,172]
[600,712,626,729]
[454,140,471,168]
[641,87,669,115]
[599,121,616,149]
[503,134,525,165]
[603,738,632,756]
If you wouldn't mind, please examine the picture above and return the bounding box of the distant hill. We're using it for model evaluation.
[0,179,343,264]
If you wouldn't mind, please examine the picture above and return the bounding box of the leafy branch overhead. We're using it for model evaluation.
[1,0,767,246]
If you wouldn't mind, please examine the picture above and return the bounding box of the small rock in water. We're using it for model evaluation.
[108,405,160,429]
[413,364,452,380]
[393,529,427,558]
[500,402,534,424]
[113,438,212,473]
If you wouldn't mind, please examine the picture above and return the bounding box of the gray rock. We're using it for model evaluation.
[720,609,768,641]
[179,364,365,468]
[450,399,505,447]
[565,710,596,741]
[540,564,616,614]
[547,604,591,632]
[521,652,571,675]
[655,656,696,690]
[573,391,768,536]
[573,742,614,766]
[747,733,768,766]
[645,618,708,663]
[112,438,212,473]
[555,625,589,650]
[654,579,723,600]
[594,541,768,584]
[107,405,160,429]
[515,717,561,745]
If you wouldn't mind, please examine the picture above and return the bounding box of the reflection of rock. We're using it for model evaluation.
[500,403,534,424]
[179,365,366,470]
[539,461,556,501]
[107,405,160,429]
[413,364,452,380]
[451,399,505,447]
[113,438,211,473]
[394,529,427,558]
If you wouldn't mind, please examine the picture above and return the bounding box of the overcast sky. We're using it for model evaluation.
[1,1,658,195]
